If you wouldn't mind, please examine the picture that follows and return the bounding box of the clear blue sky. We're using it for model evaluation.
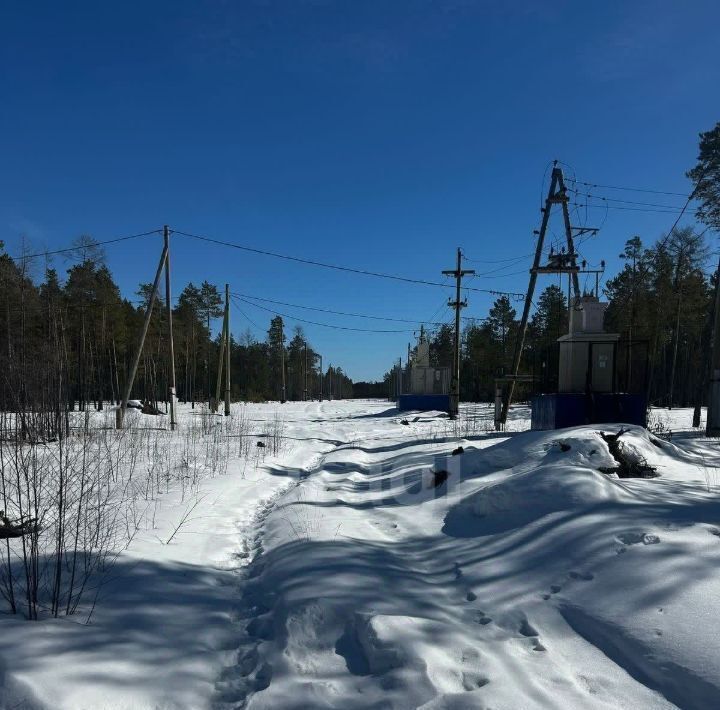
[1,1,718,381]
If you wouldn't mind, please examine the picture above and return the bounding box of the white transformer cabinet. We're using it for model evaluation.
[557,296,619,394]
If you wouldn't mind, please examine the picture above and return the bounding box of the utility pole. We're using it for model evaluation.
[442,248,475,418]
[117,237,168,428]
[164,226,177,431]
[224,283,231,416]
[213,334,224,412]
[396,357,402,400]
[319,354,323,401]
[303,341,308,401]
[707,248,720,435]
[206,310,211,410]
[668,248,686,410]
[280,320,286,403]
[214,293,228,413]
[628,249,637,391]
[213,285,232,415]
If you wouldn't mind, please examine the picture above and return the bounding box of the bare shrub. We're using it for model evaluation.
[0,399,288,621]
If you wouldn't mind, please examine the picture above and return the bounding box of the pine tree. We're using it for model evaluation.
[688,121,720,231]
[430,324,454,367]
[197,282,223,405]
[267,316,286,400]
[487,296,517,373]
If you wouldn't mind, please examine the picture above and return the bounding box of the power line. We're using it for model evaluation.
[233,292,450,325]
[570,201,700,216]
[568,188,693,211]
[8,229,162,261]
[1,295,179,316]
[656,177,705,250]
[425,297,452,326]
[171,229,525,299]
[232,296,416,333]
[566,178,689,198]
[231,302,265,333]
[464,252,534,265]
[472,258,531,277]
[1,287,483,326]
[473,268,529,280]
[464,238,567,271]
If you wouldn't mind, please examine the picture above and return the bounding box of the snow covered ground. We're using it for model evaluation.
[1,401,719,709]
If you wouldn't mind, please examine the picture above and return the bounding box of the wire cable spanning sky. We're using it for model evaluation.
[1,0,717,379]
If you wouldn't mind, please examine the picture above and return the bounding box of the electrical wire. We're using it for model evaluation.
[471,257,531,277]
[424,297,451,326]
[232,296,415,333]
[463,252,535,264]
[654,175,706,251]
[473,268,529,280]
[232,292,450,325]
[567,188,693,211]
[566,178,689,198]
[231,301,265,333]
[171,229,525,299]
[570,202,700,216]
[1,295,181,316]
[8,229,162,261]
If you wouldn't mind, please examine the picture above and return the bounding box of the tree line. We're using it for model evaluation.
[0,239,353,436]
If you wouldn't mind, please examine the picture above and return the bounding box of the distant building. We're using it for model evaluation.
[398,328,451,412]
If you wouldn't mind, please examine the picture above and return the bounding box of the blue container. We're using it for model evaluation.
[398,394,451,413]
[531,393,646,430]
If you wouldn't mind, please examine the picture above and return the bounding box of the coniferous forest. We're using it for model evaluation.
[0,240,353,439]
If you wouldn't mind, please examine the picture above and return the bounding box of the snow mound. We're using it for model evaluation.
[476,466,627,517]
[444,432,634,537]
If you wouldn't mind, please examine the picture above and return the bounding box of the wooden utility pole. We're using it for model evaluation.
[497,163,585,429]
[668,249,686,409]
[280,320,286,403]
[117,237,168,428]
[164,226,177,431]
[442,248,475,418]
[628,249,637,390]
[319,354,323,401]
[706,249,720,435]
[396,357,402,400]
[212,284,232,415]
[303,341,308,401]
[206,311,211,410]
[213,318,226,412]
[224,283,231,416]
